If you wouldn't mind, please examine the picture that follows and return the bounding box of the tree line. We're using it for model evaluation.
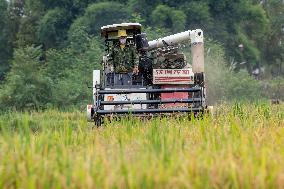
[0,0,283,110]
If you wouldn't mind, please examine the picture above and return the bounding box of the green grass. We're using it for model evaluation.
[0,104,284,189]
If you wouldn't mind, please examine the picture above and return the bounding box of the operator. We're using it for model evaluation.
[110,29,139,85]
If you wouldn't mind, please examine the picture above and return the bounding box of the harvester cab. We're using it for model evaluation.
[87,23,206,126]
[100,23,143,87]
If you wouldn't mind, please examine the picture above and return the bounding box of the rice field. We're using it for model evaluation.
[0,103,284,189]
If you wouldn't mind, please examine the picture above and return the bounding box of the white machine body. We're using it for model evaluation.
[86,104,93,121]
[103,89,147,111]
[92,70,147,111]
[93,70,101,102]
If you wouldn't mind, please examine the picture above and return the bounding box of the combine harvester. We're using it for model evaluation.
[87,23,207,125]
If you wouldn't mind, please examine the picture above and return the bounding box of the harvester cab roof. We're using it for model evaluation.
[101,23,142,39]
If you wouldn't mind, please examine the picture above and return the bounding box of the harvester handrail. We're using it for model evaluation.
[100,98,202,105]
[97,87,202,94]
[96,107,203,115]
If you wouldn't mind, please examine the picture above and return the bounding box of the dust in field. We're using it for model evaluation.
[0,104,283,189]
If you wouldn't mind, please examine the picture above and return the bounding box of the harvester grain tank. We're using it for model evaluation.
[87,23,206,125]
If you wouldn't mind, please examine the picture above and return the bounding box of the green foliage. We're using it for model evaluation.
[70,2,130,35]
[225,70,262,101]
[0,0,9,80]
[143,26,171,41]
[0,0,283,110]
[261,77,284,101]
[16,15,40,47]
[0,46,52,111]
[128,0,160,21]
[262,0,284,76]
[38,8,72,48]
[182,1,212,30]
[243,4,268,40]
[151,5,186,32]
[46,27,102,108]
[205,39,263,104]
[237,31,261,66]
[16,0,45,47]
[206,0,269,69]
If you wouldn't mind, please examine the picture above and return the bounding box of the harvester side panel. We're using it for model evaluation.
[103,89,147,111]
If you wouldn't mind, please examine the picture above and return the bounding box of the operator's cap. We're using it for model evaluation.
[118,29,127,37]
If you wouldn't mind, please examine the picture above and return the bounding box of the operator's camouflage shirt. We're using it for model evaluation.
[111,45,139,73]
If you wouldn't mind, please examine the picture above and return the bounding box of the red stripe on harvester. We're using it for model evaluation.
[155,79,191,81]
[155,78,191,80]
[155,77,190,79]
[155,80,191,82]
